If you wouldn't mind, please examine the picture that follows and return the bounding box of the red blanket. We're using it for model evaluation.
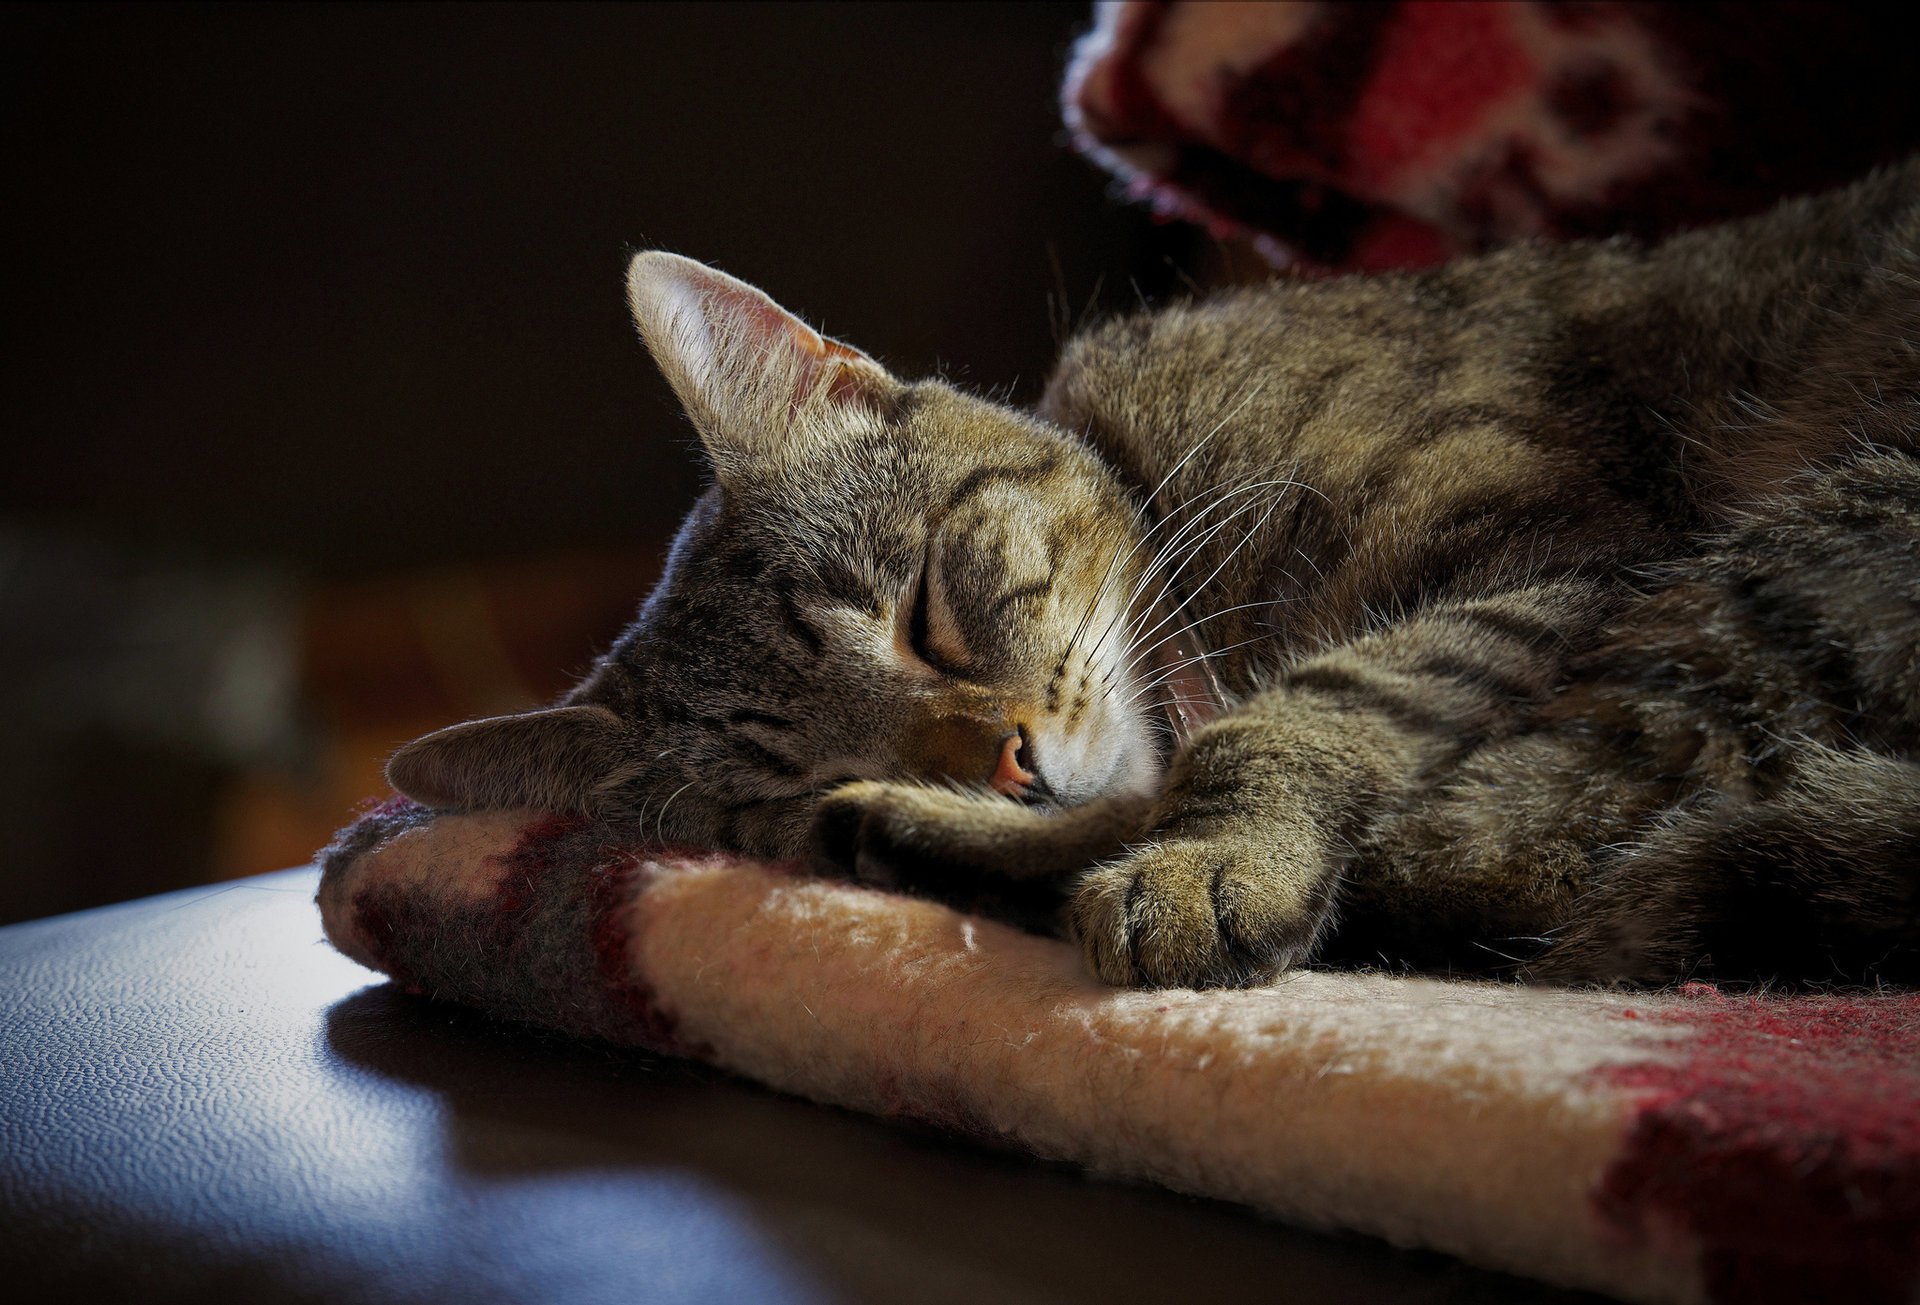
[320,802,1920,1305]
[1066,1,1920,270]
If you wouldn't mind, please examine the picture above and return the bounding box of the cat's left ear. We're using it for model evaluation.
[625,251,898,470]
[385,704,634,814]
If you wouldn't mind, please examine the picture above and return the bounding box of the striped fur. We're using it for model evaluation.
[390,167,1920,989]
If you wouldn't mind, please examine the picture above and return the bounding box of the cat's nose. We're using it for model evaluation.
[990,727,1052,802]
[911,713,1049,798]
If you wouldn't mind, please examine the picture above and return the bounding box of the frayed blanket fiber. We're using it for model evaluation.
[318,801,1920,1305]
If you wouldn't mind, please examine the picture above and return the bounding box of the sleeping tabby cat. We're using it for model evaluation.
[389,162,1920,989]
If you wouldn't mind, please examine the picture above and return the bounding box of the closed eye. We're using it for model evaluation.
[906,550,970,676]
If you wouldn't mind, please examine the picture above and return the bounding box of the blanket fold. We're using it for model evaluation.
[319,800,1920,1305]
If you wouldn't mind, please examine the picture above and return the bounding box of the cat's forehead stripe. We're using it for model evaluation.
[941,455,1064,516]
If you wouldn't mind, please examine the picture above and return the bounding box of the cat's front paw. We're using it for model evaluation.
[809,780,1041,896]
[1069,836,1333,988]
[809,781,1140,913]
[809,781,919,887]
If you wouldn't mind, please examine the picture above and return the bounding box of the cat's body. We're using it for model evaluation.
[391,162,1920,988]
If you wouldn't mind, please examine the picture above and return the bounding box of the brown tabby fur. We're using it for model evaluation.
[390,162,1920,989]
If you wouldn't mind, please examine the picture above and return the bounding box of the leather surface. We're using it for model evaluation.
[0,869,1592,1304]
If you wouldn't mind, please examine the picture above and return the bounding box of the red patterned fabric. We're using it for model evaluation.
[319,803,1920,1305]
[1595,987,1920,1304]
[1066,1,1920,270]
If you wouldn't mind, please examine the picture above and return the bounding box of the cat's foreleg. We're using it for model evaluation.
[1070,697,1424,987]
[1074,582,1612,987]
[811,781,1151,902]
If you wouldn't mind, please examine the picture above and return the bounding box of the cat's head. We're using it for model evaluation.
[386,253,1188,854]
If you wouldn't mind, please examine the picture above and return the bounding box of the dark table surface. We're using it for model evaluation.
[0,867,1602,1304]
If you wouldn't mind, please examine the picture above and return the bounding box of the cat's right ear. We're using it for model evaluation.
[625,251,898,472]
[385,704,633,814]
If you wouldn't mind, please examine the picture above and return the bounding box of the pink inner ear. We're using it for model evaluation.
[683,263,888,416]
[733,291,804,348]
[788,327,886,414]
[817,352,885,410]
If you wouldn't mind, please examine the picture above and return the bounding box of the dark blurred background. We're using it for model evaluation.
[1,2,1198,922]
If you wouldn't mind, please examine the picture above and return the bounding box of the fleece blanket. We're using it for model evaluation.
[318,800,1920,1305]
[1066,1,1920,271]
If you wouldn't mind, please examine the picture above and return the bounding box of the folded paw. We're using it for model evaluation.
[1069,835,1334,988]
[810,781,1148,907]
[809,780,1042,894]
[810,781,940,887]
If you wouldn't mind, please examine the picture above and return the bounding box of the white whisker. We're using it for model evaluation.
[1089,476,1293,666]
[1064,382,1270,659]
[655,779,697,845]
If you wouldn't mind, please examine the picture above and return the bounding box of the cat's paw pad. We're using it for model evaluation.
[1070,838,1327,988]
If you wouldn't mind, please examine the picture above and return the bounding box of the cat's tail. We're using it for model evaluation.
[1531,744,1920,987]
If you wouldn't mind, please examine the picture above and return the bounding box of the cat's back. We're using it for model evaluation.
[1042,159,1920,516]
[1040,262,1567,491]
[1042,237,1691,565]
[1039,253,1683,660]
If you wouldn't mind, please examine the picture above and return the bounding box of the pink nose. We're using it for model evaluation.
[990,731,1035,797]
